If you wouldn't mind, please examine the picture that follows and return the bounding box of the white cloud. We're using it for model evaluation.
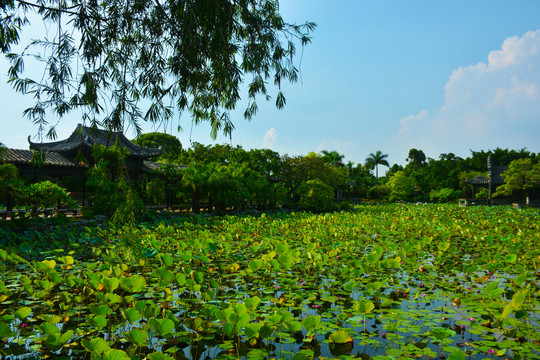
[263,127,278,148]
[397,30,540,157]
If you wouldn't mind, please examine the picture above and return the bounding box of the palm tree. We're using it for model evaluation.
[320,150,345,165]
[365,151,389,181]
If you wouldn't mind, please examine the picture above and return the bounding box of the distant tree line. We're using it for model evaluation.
[134,133,540,209]
[1,134,539,218]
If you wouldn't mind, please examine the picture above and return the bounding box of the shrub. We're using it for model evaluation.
[337,201,353,211]
[296,179,336,212]
[475,187,489,200]
[429,187,463,203]
[23,181,77,210]
[146,178,166,205]
[367,184,389,200]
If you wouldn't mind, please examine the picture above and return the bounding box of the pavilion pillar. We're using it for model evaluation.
[487,156,492,206]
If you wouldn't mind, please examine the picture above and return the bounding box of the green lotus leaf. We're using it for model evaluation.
[501,303,513,318]
[90,315,108,329]
[238,312,251,328]
[81,337,110,354]
[293,349,315,360]
[245,322,263,338]
[259,324,277,338]
[329,330,353,344]
[35,280,54,291]
[346,315,365,326]
[143,248,158,258]
[511,289,526,309]
[207,242,218,253]
[387,256,402,268]
[102,277,120,292]
[162,253,174,266]
[366,281,383,291]
[354,300,375,315]
[222,323,235,337]
[343,281,357,292]
[488,288,504,299]
[100,349,131,360]
[125,329,147,347]
[437,242,450,252]
[39,314,62,324]
[155,266,175,286]
[44,330,73,350]
[248,259,263,272]
[192,271,204,284]
[14,306,32,320]
[147,352,175,360]
[0,322,16,338]
[49,270,63,284]
[60,255,74,266]
[104,293,122,304]
[262,251,276,260]
[430,327,456,340]
[60,291,72,303]
[175,273,186,286]
[90,304,112,316]
[302,315,321,331]
[0,281,10,296]
[245,296,261,311]
[41,259,57,270]
[285,320,302,332]
[135,301,159,318]
[276,243,290,255]
[514,272,527,286]
[120,275,146,293]
[39,322,60,335]
[447,347,466,360]
[122,308,142,324]
[366,246,383,264]
[150,318,175,337]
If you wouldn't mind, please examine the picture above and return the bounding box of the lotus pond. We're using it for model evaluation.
[0,204,539,360]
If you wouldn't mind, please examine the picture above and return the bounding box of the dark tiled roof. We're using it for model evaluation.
[466,166,509,185]
[491,166,509,184]
[467,175,489,185]
[28,124,162,158]
[2,148,84,168]
[143,161,185,173]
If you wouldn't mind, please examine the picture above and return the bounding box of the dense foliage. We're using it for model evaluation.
[296,179,335,212]
[2,128,540,215]
[0,204,538,359]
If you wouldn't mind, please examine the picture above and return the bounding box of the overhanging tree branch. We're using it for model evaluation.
[1,0,316,139]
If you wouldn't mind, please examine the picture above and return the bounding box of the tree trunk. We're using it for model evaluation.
[191,190,201,213]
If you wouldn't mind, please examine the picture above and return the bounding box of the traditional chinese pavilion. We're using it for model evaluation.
[4,124,164,181]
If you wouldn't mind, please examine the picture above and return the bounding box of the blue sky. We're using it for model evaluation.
[2,0,540,167]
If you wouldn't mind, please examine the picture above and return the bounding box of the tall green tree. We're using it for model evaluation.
[2,0,315,139]
[386,170,413,202]
[406,148,426,170]
[181,162,217,213]
[494,158,540,203]
[133,133,182,159]
[464,148,536,172]
[280,153,347,201]
[365,151,389,180]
